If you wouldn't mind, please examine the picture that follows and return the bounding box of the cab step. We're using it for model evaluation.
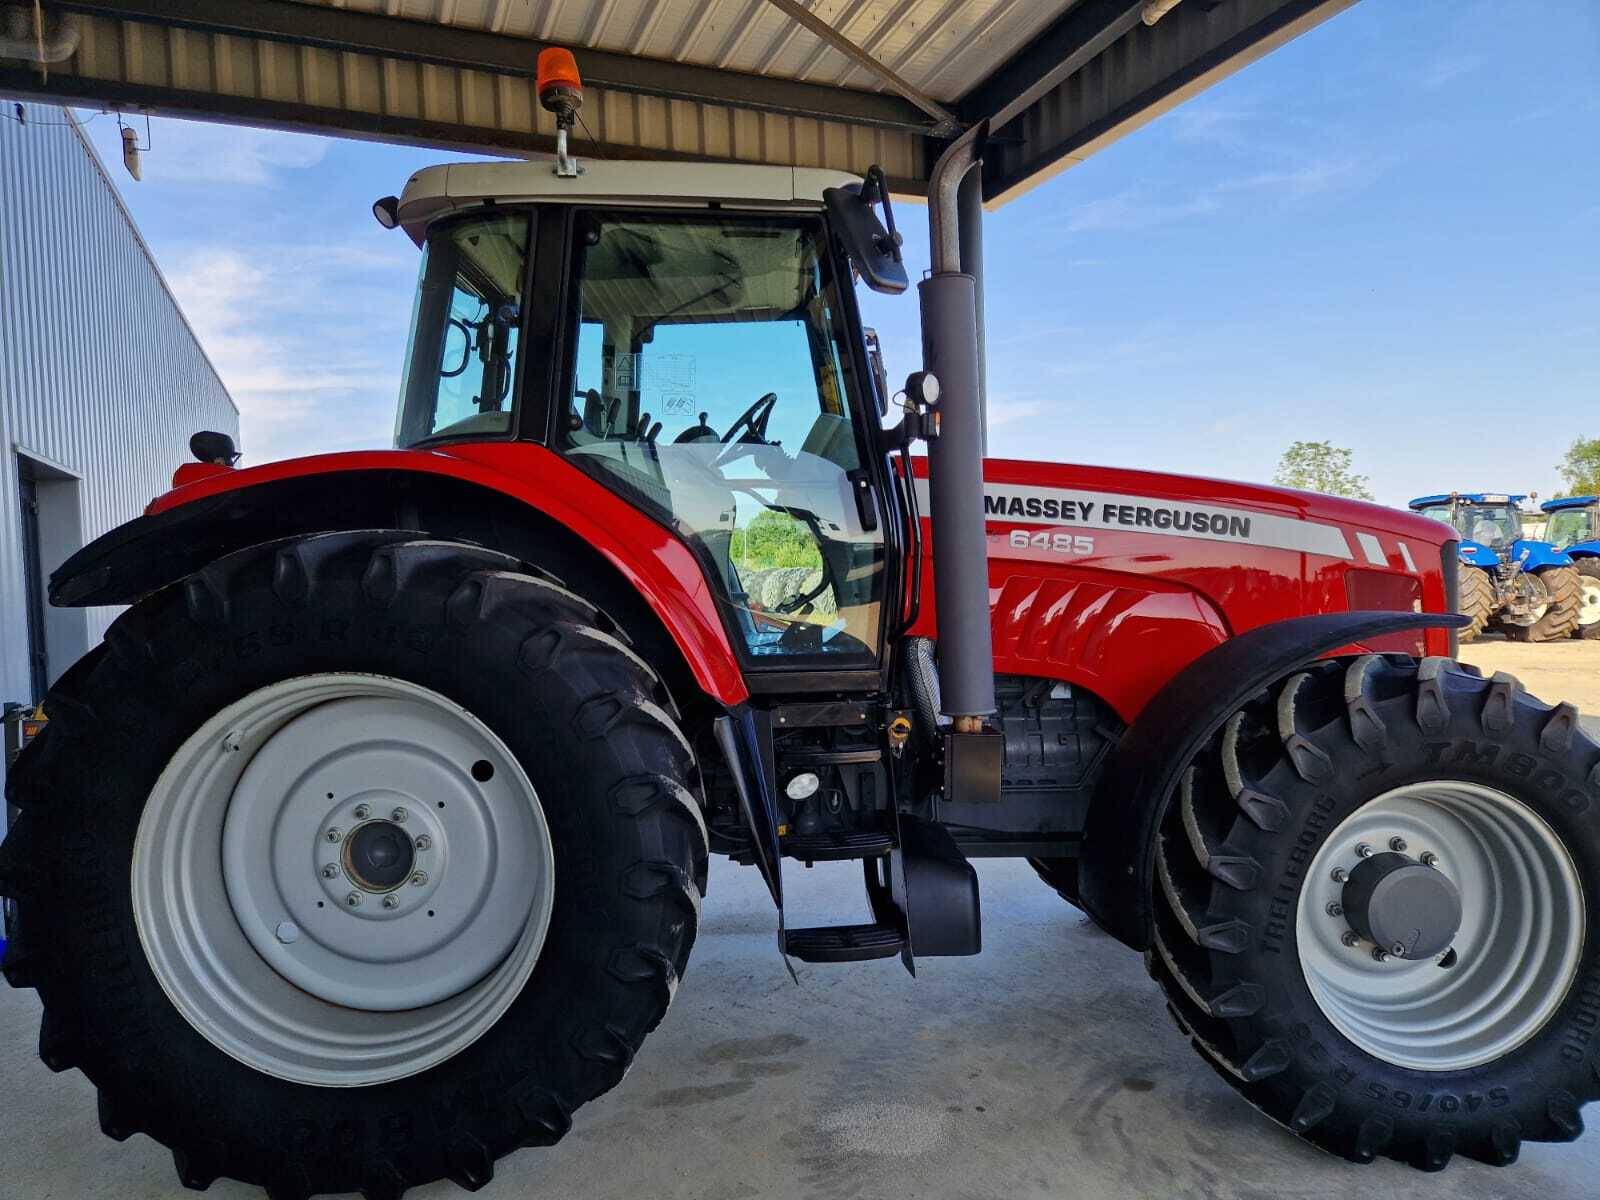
[782,922,905,963]
[781,830,893,861]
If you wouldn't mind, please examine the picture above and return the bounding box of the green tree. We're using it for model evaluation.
[1556,437,1600,496]
[1273,440,1375,501]
[730,510,821,570]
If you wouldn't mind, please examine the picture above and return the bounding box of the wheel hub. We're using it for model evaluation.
[1340,851,1461,960]
[343,819,417,892]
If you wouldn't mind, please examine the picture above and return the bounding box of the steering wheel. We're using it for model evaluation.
[721,393,778,446]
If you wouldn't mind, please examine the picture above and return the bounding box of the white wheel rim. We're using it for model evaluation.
[1296,780,1583,1071]
[1579,580,1600,627]
[132,674,555,1087]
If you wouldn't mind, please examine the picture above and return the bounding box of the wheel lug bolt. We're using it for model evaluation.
[410,871,428,887]
[415,835,432,851]
[322,864,339,879]
[392,807,409,824]
[1331,867,1348,883]
[1389,836,1407,853]
[345,892,363,907]
[382,895,401,910]
[275,921,299,944]
[1355,843,1373,858]
[354,804,371,820]
[1421,851,1438,867]
[1372,947,1389,962]
[1326,901,1343,917]
[325,827,343,844]
[1391,942,1407,956]
[1341,931,1360,948]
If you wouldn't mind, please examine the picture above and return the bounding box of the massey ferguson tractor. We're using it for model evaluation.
[1409,492,1581,642]
[4,57,1600,1200]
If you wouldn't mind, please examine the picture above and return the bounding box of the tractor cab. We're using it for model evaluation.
[1542,495,1600,548]
[390,160,910,676]
[1409,491,1526,552]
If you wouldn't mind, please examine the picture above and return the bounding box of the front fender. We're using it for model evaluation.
[1457,540,1500,568]
[1077,609,1468,950]
[1511,539,1574,570]
[50,444,749,706]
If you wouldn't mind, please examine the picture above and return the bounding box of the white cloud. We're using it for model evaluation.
[135,119,331,187]
[165,244,411,462]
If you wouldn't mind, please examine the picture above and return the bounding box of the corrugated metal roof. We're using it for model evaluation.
[8,0,1361,202]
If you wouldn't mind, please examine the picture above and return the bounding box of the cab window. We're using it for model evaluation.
[396,213,531,446]
[558,212,883,667]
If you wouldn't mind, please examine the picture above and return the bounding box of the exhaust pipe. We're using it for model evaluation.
[0,6,79,65]
[921,124,995,731]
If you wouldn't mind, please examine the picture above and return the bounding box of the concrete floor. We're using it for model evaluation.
[6,854,1600,1200]
[6,640,1599,1199]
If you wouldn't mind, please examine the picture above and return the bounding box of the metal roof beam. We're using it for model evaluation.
[44,0,938,133]
[961,0,1146,132]
[971,0,1360,204]
[759,0,961,135]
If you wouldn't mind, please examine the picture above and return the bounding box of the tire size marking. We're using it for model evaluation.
[1006,529,1096,557]
[1362,1082,1508,1112]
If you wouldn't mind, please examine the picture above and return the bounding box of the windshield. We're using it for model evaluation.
[1546,508,1596,548]
[558,212,883,667]
[1455,504,1522,547]
[396,213,531,446]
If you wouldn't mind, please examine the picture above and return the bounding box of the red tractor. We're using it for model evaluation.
[4,110,1598,1196]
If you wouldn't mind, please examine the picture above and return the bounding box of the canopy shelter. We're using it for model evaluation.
[2,0,1355,204]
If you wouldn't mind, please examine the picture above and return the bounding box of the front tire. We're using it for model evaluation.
[1150,654,1600,1169]
[1574,558,1600,640]
[0,534,708,1198]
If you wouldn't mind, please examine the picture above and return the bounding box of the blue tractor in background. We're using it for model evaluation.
[1540,495,1600,640]
[1409,492,1580,642]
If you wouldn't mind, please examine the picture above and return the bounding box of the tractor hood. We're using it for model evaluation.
[975,457,1454,561]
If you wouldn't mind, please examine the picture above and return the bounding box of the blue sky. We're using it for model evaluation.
[75,0,1598,509]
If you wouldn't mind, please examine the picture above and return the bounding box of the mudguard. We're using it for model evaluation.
[1568,542,1600,560]
[1077,609,1468,950]
[45,446,748,705]
[1510,539,1574,571]
[1457,540,1499,568]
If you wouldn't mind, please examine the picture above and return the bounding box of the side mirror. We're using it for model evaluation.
[863,327,891,417]
[823,171,908,295]
[189,430,241,467]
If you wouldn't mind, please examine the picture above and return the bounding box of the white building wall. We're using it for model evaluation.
[0,104,237,796]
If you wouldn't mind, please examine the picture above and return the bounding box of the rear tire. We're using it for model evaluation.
[1149,655,1600,1169]
[1574,558,1600,640]
[1456,565,1495,643]
[1503,566,1580,643]
[0,533,708,1199]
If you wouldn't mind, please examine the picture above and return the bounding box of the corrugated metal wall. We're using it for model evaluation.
[0,103,237,796]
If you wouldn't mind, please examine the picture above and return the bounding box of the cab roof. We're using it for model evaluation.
[1542,496,1599,512]
[396,159,860,243]
[1408,493,1524,509]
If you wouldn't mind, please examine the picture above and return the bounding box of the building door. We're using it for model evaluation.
[17,465,49,703]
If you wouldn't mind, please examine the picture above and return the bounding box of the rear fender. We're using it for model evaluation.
[1077,610,1468,950]
[49,448,748,706]
[1457,540,1499,568]
[1567,542,1600,560]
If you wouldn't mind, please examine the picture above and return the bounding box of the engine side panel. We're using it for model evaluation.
[907,457,1456,722]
